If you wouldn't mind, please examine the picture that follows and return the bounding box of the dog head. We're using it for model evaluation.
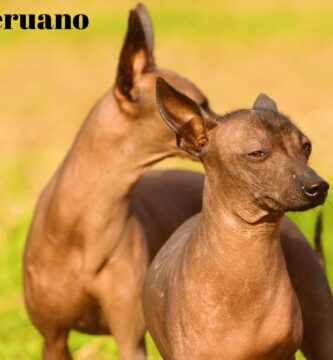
[112,4,209,156]
[156,77,329,220]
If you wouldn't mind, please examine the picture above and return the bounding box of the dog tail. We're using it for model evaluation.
[314,210,326,270]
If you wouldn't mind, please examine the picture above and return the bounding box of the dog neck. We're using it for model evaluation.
[189,175,296,322]
[200,174,281,237]
[43,90,173,264]
[181,175,303,355]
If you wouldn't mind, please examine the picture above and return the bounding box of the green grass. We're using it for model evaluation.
[0,188,332,359]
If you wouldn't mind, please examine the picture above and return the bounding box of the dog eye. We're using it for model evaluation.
[247,150,265,158]
[302,142,312,154]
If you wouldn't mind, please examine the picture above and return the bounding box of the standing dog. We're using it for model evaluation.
[24,3,333,359]
[143,79,329,359]
[23,5,209,360]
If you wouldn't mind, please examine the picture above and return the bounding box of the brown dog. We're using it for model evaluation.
[23,5,208,360]
[24,3,333,360]
[143,78,330,359]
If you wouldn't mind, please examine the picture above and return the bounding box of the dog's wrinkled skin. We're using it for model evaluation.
[23,3,333,360]
[143,79,330,360]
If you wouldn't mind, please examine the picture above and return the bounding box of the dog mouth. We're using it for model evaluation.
[259,189,327,213]
[295,194,327,211]
[282,190,327,212]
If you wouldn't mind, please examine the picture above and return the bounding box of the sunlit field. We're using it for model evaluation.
[1,0,333,358]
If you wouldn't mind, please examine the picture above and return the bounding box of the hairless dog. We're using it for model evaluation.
[143,78,330,359]
[24,3,333,359]
[23,5,209,359]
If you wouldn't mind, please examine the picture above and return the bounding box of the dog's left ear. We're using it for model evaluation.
[115,3,155,100]
[252,93,278,111]
[156,77,216,157]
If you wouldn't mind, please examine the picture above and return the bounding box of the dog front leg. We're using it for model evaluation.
[91,247,148,360]
[98,275,147,360]
[42,328,71,360]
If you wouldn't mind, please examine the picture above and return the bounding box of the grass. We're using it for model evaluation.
[1,0,333,358]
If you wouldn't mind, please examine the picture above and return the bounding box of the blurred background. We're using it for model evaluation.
[1,0,332,358]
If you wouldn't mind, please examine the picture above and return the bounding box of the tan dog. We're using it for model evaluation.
[23,5,208,359]
[143,79,330,359]
[24,3,333,360]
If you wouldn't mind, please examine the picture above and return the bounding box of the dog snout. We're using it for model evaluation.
[301,178,329,200]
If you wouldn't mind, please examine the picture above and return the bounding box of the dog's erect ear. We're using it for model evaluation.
[156,77,215,157]
[116,3,155,100]
[135,3,154,53]
[252,93,278,111]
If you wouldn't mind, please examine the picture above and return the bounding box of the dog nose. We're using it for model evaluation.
[302,180,329,199]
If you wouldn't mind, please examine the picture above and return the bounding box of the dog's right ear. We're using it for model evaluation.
[252,93,278,111]
[115,3,155,101]
[156,78,215,157]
